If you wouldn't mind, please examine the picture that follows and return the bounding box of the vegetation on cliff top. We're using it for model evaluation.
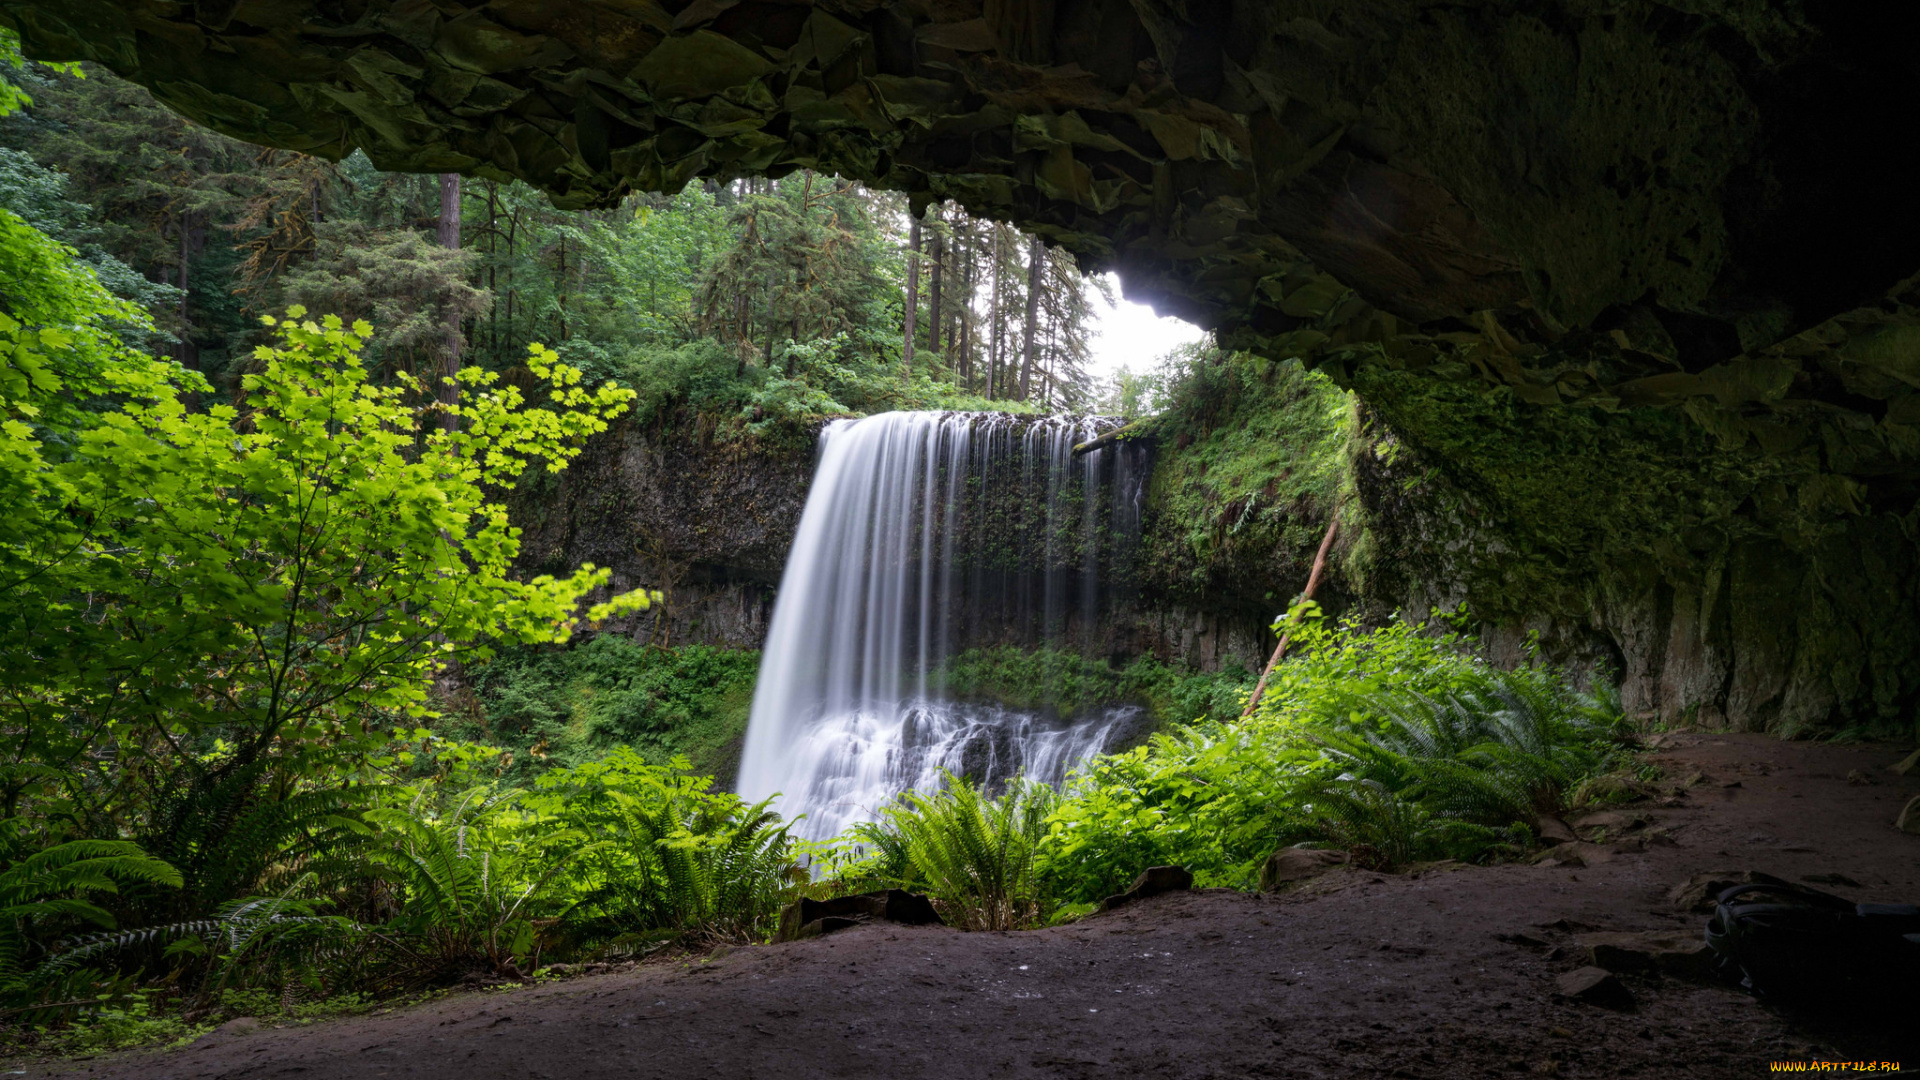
[1126,344,1355,615]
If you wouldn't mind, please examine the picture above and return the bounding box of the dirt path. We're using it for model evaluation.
[37,735,1920,1079]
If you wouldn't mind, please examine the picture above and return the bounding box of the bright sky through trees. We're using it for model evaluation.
[1085,273,1209,382]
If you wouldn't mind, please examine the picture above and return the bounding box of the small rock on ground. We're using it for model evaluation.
[1554,966,1636,1011]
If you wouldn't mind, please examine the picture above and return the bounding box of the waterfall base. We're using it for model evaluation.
[777,700,1149,842]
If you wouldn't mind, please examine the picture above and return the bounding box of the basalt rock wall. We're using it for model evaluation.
[1345,387,1920,740]
[509,415,819,651]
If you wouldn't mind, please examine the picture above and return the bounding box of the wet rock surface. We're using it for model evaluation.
[42,735,1917,1079]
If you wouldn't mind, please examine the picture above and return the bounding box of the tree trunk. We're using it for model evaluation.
[987,227,1004,400]
[1240,514,1342,719]
[903,215,920,375]
[436,172,462,425]
[959,227,974,387]
[927,223,943,356]
[175,215,200,374]
[486,182,499,365]
[555,233,569,342]
[505,206,518,360]
[1019,236,1042,401]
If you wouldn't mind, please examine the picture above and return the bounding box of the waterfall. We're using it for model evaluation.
[737,411,1146,842]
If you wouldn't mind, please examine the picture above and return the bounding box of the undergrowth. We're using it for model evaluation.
[937,646,1253,726]
[453,638,760,785]
[0,618,1621,1055]
[1034,610,1628,901]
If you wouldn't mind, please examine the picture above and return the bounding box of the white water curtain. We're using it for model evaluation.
[736,411,1141,841]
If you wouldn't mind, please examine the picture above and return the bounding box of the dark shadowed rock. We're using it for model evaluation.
[1553,967,1635,1011]
[1535,817,1577,845]
[1259,848,1348,891]
[1103,866,1193,911]
[775,889,945,943]
[1669,870,1792,912]
[784,916,864,942]
[1577,931,1716,982]
[1532,842,1632,869]
[1566,811,1647,840]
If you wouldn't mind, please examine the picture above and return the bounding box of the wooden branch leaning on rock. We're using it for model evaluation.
[1239,513,1340,720]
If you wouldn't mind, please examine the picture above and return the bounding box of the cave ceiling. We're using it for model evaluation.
[6,0,1920,545]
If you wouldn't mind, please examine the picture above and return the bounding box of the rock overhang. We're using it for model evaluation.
[7,0,1920,561]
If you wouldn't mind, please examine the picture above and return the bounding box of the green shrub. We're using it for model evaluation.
[1037,614,1625,901]
[530,748,795,948]
[61,990,207,1052]
[463,639,760,783]
[853,774,1054,931]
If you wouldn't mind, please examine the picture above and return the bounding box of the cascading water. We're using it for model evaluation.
[737,411,1147,841]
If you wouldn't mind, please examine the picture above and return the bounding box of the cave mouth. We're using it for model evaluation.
[7,0,1920,735]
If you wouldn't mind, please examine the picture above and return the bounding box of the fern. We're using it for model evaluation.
[550,759,795,945]
[1301,667,1626,865]
[0,833,182,1016]
[141,760,379,919]
[877,773,1052,931]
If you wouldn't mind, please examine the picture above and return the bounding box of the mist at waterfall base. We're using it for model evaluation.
[736,411,1150,843]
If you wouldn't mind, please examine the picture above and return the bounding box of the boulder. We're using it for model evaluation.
[780,915,864,942]
[1576,930,1717,982]
[773,888,944,943]
[1102,866,1193,911]
[1534,816,1577,844]
[1898,795,1920,835]
[1567,810,1648,836]
[1259,848,1348,891]
[1553,966,1636,1010]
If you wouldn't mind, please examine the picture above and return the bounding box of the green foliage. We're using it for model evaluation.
[850,774,1053,931]
[461,638,760,783]
[1036,614,1626,901]
[0,206,173,425]
[364,785,604,980]
[938,646,1251,726]
[0,313,647,850]
[530,750,794,947]
[272,219,486,374]
[57,990,207,1052]
[1134,346,1353,607]
[0,832,182,1015]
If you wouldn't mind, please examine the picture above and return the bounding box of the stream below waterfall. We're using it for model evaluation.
[736,411,1149,841]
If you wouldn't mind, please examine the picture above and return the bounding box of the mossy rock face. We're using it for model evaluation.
[12,0,1920,732]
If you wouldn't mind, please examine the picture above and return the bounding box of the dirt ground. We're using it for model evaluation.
[33,734,1920,1079]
